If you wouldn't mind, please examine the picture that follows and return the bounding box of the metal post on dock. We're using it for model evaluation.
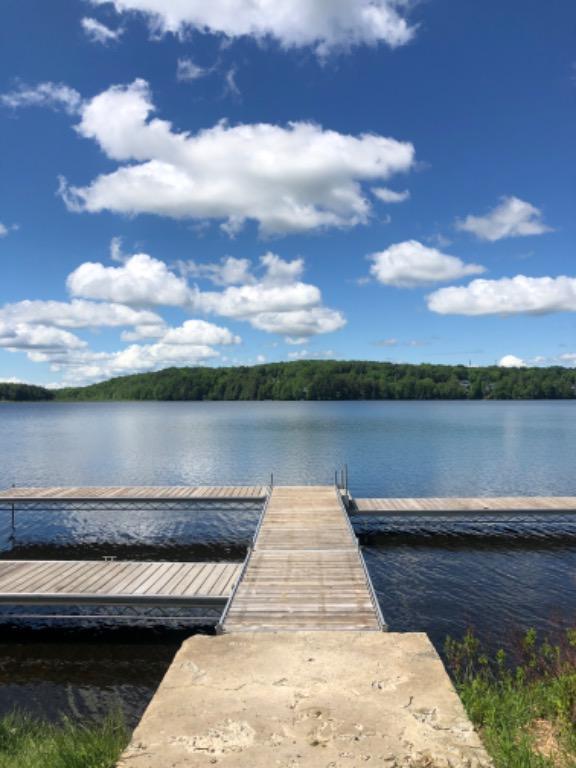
[10,484,15,537]
[270,472,274,489]
[345,464,349,495]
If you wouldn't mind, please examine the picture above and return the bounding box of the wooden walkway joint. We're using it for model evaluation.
[221,486,384,632]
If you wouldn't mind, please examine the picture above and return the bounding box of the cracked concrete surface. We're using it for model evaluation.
[118,632,493,767]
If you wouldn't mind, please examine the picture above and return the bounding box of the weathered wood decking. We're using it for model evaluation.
[0,560,242,605]
[0,485,267,503]
[353,496,576,514]
[222,486,383,632]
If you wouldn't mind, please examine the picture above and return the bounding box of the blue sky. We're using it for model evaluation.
[0,0,575,386]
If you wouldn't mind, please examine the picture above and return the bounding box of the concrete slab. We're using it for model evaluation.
[118,632,492,768]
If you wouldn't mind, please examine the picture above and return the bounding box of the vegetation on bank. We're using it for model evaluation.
[0,382,53,402]
[0,710,129,768]
[3,360,576,402]
[446,629,576,767]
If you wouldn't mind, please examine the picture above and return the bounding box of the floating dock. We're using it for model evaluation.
[353,495,576,514]
[0,560,241,607]
[0,485,267,503]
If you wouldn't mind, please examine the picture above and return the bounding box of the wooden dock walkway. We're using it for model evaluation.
[0,485,267,503]
[222,486,383,632]
[0,560,242,606]
[353,496,576,514]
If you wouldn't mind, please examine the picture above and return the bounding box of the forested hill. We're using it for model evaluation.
[49,361,576,401]
[0,382,54,401]
[3,362,576,401]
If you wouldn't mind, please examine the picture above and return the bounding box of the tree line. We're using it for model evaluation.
[2,361,574,401]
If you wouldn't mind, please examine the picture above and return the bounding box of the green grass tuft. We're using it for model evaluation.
[445,629,576,768]
[0,710,129,768]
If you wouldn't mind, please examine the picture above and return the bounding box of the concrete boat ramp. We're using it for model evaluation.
[0,482,513,765]
[119,632,490,768]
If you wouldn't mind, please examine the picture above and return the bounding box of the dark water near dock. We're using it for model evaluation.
[0,400,575,725]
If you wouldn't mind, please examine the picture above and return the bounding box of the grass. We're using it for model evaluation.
[0,710,129,768]
[445,629,576,767]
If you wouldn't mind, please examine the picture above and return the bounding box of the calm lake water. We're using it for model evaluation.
[0,400,575,725]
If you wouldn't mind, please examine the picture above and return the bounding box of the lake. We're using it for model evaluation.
[0,400,575,725]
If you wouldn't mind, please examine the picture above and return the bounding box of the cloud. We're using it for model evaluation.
[0,81,82,115]
[176,57,209,81]
[89,0,416,53]
[67,253,346,344]
[0,377,29,384]
[178,256,255,286]
[369,240,485,288]
[251,308,345,343]
[194,254,345,341]
[498,354,526,368]
[24,317,241,384]
[66,250,345,343]
[428,275,576,316]
[59,79,415,235]
[67,253,193,306]
[160,319,240,346]
[109,236,125,262]
[0,298,163,329]
[0,322,86,351]
[372,187,410,204]
[0,223,9,238]
[287,349,335,360]
[224,67,241,99]
[456,196,553,241]
[42,342,222,384]
[81,17,123,44]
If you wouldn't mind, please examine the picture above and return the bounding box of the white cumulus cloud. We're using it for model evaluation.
[81,17,123,44]
[251,308,345,343]
[161,319,240,346]
[66,250,345,343]
[456,196,553,241]
[89,0,416,53]
[369,240,485,288]
[44,342,221,384]
[0,322,86,351]
[428,275,576,316]
[0,82,82,115]
[67,253,193,306]
[498,355,526,368]
[25,318,242,384]
[192,253,345,340]
[0,299,162,329]
[179,256,255,286]
[372,187,410,204]
[59,79,415,235]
